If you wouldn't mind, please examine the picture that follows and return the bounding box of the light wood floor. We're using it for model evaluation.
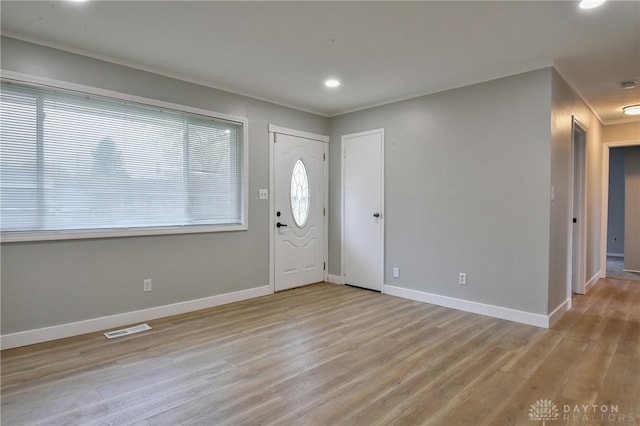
[2,278,639,425]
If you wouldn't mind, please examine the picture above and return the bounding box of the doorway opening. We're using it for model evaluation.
[601,140,640,282]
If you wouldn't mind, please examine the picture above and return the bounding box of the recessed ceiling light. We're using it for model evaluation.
[579,0,606,10]
[324,79,341,88]
[622,105,640,115]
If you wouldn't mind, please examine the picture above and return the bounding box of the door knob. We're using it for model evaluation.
[277,222,288,228]
[373,212,381,218]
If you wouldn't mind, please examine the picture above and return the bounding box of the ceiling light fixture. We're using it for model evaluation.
[619,80,636,89]
[622,105,640,115]
[324,79,341,88]
[579,0,606,9]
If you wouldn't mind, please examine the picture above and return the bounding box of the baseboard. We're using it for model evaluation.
[607,252,624,258]
[584,271,601,293]
[327,274,345,285]
[1,285,272,350]
[548,298,571,328]
[382,284,550,328]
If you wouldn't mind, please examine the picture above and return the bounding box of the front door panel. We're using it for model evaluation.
[274,133,325,291]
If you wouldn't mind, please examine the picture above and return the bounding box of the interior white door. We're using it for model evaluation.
[274,133,325,291]
[342,129,384,291]
[571,120,586,294]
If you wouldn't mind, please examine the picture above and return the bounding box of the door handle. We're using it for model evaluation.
[373,212,381,218]
[277,222,288,228]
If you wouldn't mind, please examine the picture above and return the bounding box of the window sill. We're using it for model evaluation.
[1,223,248,243]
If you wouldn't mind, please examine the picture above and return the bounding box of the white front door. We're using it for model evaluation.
[274,131,326,291]
[342,129,384,291]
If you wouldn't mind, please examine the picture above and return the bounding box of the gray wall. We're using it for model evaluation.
[549,70,602,308]
[607,148,625,255]
[0,37,329,334]
[602,122,640,143]
[329,69,553,315]
[625,147,640,271]
[1,36,609,336]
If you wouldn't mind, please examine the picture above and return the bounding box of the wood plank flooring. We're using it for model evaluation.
[2,278,639,425]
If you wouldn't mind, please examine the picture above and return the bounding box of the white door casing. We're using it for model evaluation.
[270,126,328,292]
[342,129,384,291]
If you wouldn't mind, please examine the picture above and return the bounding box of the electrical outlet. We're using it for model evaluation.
[458,272,467,285]
[393,267,400,278]
[259,189,268,200]
[144,278,152,292]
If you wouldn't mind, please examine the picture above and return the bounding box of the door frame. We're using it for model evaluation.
[268,124,329,293]
[341,128,385,291]
[569,117,587,294]
[600,139,640,278]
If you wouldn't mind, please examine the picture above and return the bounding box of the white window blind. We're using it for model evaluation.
[0,80,245,240]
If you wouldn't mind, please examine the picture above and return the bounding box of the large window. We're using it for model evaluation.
[0,79,247,241]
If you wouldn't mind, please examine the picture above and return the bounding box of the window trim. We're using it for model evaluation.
[0,70,249,243]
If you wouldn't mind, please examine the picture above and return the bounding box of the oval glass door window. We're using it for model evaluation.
[291,159,310,227]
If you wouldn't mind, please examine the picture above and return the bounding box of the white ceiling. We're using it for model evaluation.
[1,1,639,124]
